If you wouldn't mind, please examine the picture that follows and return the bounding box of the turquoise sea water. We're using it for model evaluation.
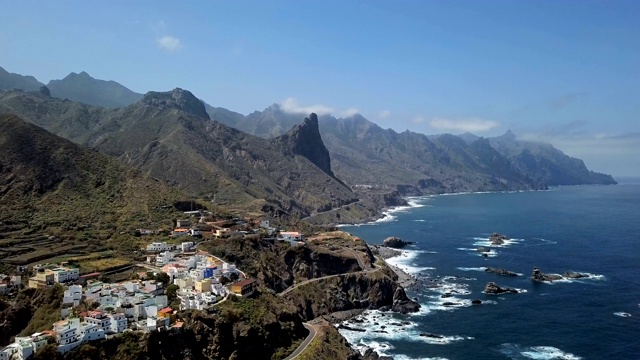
[341,182,640,360]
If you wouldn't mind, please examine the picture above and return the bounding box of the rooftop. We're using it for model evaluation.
[231,279,256,287]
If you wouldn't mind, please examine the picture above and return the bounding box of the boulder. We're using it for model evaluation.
[420,333,444,339]
[485,267,518,277]
[531,267,563,282]
[490,233,509,245]
[477,246,491,253]
[483,282,519,294]
[471,299,482,305]
[383,236,414,249]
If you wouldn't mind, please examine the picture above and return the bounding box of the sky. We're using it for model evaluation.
[1,1,639,177]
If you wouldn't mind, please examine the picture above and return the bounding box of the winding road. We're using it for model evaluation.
[283,323,317,360]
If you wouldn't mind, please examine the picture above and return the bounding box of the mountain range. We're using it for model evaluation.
[0,66,616,225]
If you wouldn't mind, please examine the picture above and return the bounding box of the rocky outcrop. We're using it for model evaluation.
[490,233,509,245]
[275,113,335,177]
[485,267,518,277]
[477,246,491,253]
[383,237,413,249]
[391,287,421,314]
[532,268,591,281]
[531,267,563,282]
[563,271,590,279]
[141,88,210,119]
[141,294,307,360]
[483,282,519,294]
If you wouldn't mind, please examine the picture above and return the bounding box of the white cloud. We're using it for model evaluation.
[413,115,426,124]
[157,36,182,52]
[429,117,500,133]
[378,110,391,119]
[279,97,359,117]
[339,108,360,117]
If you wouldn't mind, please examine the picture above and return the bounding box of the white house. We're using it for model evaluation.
[0,333,49,360]
[84,311,111,333]
[107,313,128,333]
[63,284,83,306]
[156,251,174,266]
[181,241,195,251]
[146,242,171,252]
[52,267,80,283]
[279,232,302,241]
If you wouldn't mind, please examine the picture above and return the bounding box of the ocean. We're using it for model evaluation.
[340,182,640,360]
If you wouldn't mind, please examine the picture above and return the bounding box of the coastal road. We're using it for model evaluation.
[278,249,382,296]
[283,323,317,360]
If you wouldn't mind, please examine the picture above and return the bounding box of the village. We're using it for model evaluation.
[0,214,304,360]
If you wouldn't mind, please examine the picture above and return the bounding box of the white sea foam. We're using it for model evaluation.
[500,343,582,359]
[394,356,449,360]
[358,198,429,225]
[536,272,606,285]
[386,249,435,275]
[614,312,631,317]
[338,308,472,356]
[483,288,527,295]
[413,219,426,222]
[456,267,487,272]
[457,247,499,257]
[473,236,524,248]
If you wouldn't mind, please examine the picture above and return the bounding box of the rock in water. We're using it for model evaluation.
[485,267,518,276]
[477,246,491,253]
[383,236,414,248]
[391,287,421,314]
[490,233,509,245]
[483,282,519,294]
[531,267,563,282]
[563,271,590,279]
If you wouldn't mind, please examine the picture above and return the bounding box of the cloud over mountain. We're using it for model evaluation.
[279,97,359,117]
[429,117,500,133]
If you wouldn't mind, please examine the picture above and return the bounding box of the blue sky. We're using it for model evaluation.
[1,1,639,176]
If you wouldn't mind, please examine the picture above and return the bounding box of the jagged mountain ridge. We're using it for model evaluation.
[0,66,44,92]
[489,131,616,185]
[209,104,616,192]
[0,66,616,196]
[0,89,375,221]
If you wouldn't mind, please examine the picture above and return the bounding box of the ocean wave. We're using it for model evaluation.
[499,343,582,359]
[385,249,436,276]
[394,356,449,360]
[473,236,524,248]
[456,267,487,272]
[614,312,631,317]
[338,309,472,354]
[457,247,499,257]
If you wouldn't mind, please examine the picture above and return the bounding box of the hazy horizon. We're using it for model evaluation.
[1,1,638,177]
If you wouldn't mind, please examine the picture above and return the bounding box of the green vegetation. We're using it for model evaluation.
[296,321,357,360]
[0,114,185,266]
[0,285,64,345]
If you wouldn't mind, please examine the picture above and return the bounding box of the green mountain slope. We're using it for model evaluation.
[0,89,375,221]
[0,113,184,263]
